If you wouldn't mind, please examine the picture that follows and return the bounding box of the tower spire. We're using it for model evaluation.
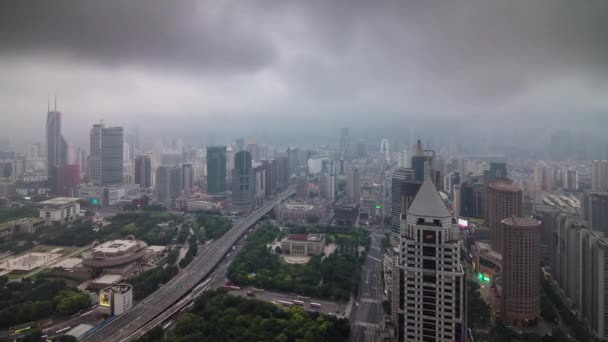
[54,95,57,111]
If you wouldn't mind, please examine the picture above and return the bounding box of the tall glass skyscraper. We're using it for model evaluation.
[206,146,227,194]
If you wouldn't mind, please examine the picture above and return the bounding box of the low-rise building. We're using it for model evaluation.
[276,203,324,223]
[82,239,149,277]
[38,197,81,225]
[280,233,325,256]
[0,218,45,240]
[99,283,133,316]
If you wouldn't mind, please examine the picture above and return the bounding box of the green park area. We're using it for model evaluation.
[228,223,368,301]
[0,275,91,329]
[138,290,350,342]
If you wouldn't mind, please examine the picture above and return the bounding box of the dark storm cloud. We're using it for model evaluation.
[1,0,608,147]
[0,0,276,72]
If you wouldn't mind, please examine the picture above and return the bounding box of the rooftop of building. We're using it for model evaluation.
[488,181,522,192]
[285,233,325,242]
[90,239,146,255]
[39,197,80,206]
[282,203,316,211]
[52,257,83,269]
[501,217,541,227]
[94,274,123,285]
[103,283,133,294]
[407,176,452,219]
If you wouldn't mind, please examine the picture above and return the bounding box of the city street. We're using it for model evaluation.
[350,229,385,342]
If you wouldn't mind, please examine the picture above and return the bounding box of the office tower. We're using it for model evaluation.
[380,138,390,162]
[390,168,415,235]
[502,218,541,326]
[533,162,554,191]
[356,140,367,158]
[411,139,436,184]
[452,184,461,217]
[346,166,360,205]
[487,181,523,253]
[400,174,465,341]
[182,163,194,197]
[485,162,507,182]
[263,159,277,198]
[562,168,579,191]
[235,138,245,152]
[287,147,298,177]
[46,106,67,191]
[246,142,258,161]
[232,151,254,211]
[581,190,608,234]
[11,154,26,181]
[323,160,337,202]
[89,124,124,186]
[339,127,351,162]
[460,181,485,219]
[27,142,43,159]
[226,146,235,181]
[295,175,308,201]
[398,150,409,168]
[276,155,289,191]
[77,148,87,176]
[253,162,265,207]
[206,146,227,194]
[591,160,608,191]
[585,237,608,338]
[134,155,152,189]
[156,165,182,208]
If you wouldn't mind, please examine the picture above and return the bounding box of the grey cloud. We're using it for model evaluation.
[0,0,277,73]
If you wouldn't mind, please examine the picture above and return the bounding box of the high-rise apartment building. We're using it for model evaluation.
[502,217,541,326]
[487,181,523,253]
[581,190,608,234]
[46,108,67,191]
[533,162,554,191]
[134,155,152,189]
[346,165,360,204]
[89,124,123,186]
[232,151,254,212]
[380,138,390,162]
[561,168,579,191]
[592,160,608,191]
[206,146,227,194]
[400,175,465,341]
[156,165,182,208]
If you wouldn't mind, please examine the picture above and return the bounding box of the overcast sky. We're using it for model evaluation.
[1,0,607,149]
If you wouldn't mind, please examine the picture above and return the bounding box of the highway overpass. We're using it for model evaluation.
[83,186,295,342]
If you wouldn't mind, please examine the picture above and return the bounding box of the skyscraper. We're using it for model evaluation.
[89,123,124,186]
[562,168,579,191]
[231,151,254,212]
[400,173,465,341]
[206,146,227,194]
[502,217,541,326]
[339,127,351,162]
[592,160,608,191]
[182,163,194,197]
[46,106,67,192]
[487,181,523,253]
[156,165,182,208]
[380,138,390,162]
[134,155,152,189]
[390,168,417,235]
[533,162,554,191]
[346,165,360,205]
[581,190,608,234]
[411,139,436,184]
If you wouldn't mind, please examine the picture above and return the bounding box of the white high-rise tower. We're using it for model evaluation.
[400,167,465,341]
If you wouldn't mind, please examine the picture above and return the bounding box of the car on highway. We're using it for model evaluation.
[246,291,256,297]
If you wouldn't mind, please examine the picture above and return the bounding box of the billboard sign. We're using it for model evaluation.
[458,218,468,228]
[100,291,112,307]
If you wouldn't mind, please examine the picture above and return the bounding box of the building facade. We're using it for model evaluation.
[39,197,81,225]
[400,175,465,341]
[346,165,360,205]
[280,234,325,256]
[156,165,182,208]
[487,181,523,253]
[46,109,67,192]
[134,155,152,189]
[502,217,541,326]
[206,146,227,194]
[390,168,416,235]
[592,160,608,191]
[232,151,254,212]
[90,124,124,186]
